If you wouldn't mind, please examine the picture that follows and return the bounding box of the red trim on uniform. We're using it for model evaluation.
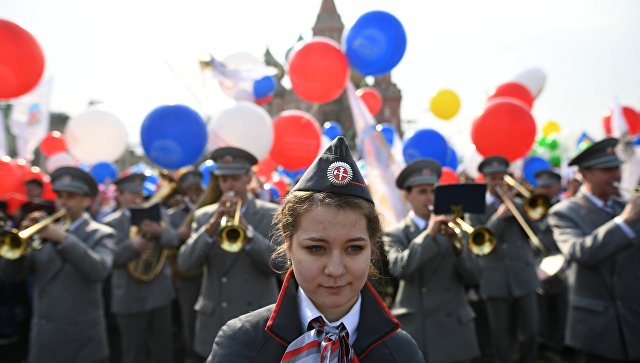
[350,181,367,187]
[357,280,401,360]
[265,268,294,346]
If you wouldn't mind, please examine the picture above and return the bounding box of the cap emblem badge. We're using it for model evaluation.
[327,162,353,186]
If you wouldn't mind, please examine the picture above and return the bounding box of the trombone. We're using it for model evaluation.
[218,191,246,253]
[0,210,67,260]
[503,175,550,221]
[445,217,496,256]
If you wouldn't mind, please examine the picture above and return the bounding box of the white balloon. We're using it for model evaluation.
[46,152,76,173]
[462,145,484,179]
[64,109,128,163]
[513,68,546,98]
[208,101,274,161]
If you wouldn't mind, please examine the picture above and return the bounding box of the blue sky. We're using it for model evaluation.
[3,0,640,156]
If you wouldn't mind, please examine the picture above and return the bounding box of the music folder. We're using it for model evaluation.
[433,184,487,215]
[129,203,161,226]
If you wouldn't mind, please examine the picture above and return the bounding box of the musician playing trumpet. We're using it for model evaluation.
[383,158,482,362]
[102,173,178,363]
[467,156,540,363]
[177,147,281,360]
[0,166,116,363]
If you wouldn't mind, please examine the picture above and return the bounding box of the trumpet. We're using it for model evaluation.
[218,192,246,253]
[613,182,640,197]
[503,175,550,221]
[0,210,67,260]
[445,217,496,256]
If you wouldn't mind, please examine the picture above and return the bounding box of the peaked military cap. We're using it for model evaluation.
[51,166,99,197]
[114,173,146,193]
[210,147,258,176]
[396,158,442,189]
[291,136,373,204]
[178,169,203,188]
[478,155,510,175]
[534,169,561,187]
[568,137,622,169]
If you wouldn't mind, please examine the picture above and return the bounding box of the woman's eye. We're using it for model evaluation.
[305,245,325,253]
[346,245,364,253]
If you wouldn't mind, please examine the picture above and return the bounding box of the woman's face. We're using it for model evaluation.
[288,206,372,322]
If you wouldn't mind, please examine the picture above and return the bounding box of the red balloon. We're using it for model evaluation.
[475,173,485,183]
[254,155,277,181]
[4,193,28,216]
[269,175,289,200]
[602,106,640,136]
[10,158,30,181]
[439,167,459,185]
[288,37,349,104]
[41,176,56,201]
[269,110,322,170]
[255,95,273,105]
[356,87,383,115]
[24,166,45,183]
[488,82,534,110]
[39,131,67,156]
[471,101,536,162]
[0,156,19,196]
[0,20,45,99]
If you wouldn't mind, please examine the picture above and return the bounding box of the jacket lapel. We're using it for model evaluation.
[402,216,421,244]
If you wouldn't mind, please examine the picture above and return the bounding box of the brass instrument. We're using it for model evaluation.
[613,182,640,197]
[503,175,550,221]
[126,174,176,282]
[218,191,246,253]
[0,210,67,260]
[446,217,496,256]
[494,186,565,277]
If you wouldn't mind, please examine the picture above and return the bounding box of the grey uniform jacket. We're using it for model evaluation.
[384,216,481,362]
[177,197,281,356]
[0,214,115,363]
[467,201,540,298]
[102,208,178,314]
[548,191,640,361]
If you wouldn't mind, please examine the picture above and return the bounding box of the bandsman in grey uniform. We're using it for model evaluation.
[384,159,481,363]
[467,156,540,363]
[177,147,281,360]
[102,173,178,363]
[168,168,205,363]
[0,166,116,363]
[548,138,640,363]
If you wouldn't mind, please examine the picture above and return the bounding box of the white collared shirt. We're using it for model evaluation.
[297,287,360,344]
[67,212,88,232]
[486,192,500,207]
[582,186,636,240]
[409,210,428,231]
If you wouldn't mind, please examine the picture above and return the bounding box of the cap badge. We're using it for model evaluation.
[221,155,234,164]
[606,146,615,155]
[60,175,72,183]
[327,161,353,186]
[422,168,432,176]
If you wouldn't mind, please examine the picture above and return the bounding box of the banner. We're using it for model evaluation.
[345,81,408,226]
[10,77,52,160]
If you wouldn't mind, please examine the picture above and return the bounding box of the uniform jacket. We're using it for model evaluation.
[467,200,540,298]
[384,215,481,362]
[0,215,115,363]
[177,197,281,356]
[102,208,178,314]
[207,270,425,363]
[548,191,640,360]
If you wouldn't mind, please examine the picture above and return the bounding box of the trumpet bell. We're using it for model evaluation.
[219,225,246,253]
[524,194,550,221]
[0,231,26,260]
[468,227,496,256]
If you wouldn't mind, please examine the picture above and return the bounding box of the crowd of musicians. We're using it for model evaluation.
[0,135,639,363]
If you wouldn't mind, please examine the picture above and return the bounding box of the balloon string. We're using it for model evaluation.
[163,59,206,116]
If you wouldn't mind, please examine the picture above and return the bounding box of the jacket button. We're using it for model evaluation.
[221,277,228,283]
[221,302,228,308]
[421,287,428,293]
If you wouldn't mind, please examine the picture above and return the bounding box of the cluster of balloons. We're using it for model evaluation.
[288,10,406,104]
[0,157,56,215]
[0,19,44,99]
[214,52,278,104]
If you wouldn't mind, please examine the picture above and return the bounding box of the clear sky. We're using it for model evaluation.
[3,0,640,156]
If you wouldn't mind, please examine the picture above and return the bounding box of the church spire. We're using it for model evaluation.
[312,0,344,43]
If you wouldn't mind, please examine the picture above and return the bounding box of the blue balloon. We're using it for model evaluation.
[444,145,459,170]
[523,156,552,186]
[376,123,396,146]
[344,11,407,76]
[198,160,217,188]
[78,163,91,172]
[140,105,208,170]
[277,166,306,183]
[90,162,118,184]
[402,129,449,165]
[264,183,280,202]
[143,172,159,197]
[253,76,277,99]
[635,135,640,146]
[323,121,343,140]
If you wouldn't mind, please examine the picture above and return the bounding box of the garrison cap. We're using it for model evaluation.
[114,173,146,193]
[396,158,442,189]
[178,169,203,188]
[291,136,373,204]
[210,147,257,176]
[568,137,622,169]
[478,156,510,175]
[534,169,562,187]
[51,166,99,197]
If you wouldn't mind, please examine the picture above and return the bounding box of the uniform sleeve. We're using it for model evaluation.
[244,230,278,274]
[453,246,482,286]
[157,217,179,249]
[0,254,33,282]
[378,329,425,363]
[384,228,442,279]
[207,313,269,363]
[56,230,115,282]
[177,210,214,274]
[548,206,638,267]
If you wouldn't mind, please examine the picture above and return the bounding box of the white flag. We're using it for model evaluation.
[10,77,52,160]
[611,98,629,138]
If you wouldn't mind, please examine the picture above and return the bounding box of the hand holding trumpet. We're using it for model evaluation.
[205,191,241,237]
[21,211,67,244]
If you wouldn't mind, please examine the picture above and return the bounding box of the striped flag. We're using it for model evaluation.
[9,77,52,160]
[345,81,408,226]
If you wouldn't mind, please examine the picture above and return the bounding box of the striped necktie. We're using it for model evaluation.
[281,316,358,363]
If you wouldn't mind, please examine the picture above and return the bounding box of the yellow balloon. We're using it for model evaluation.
[542,120,561,137]
[430,89,461,121]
